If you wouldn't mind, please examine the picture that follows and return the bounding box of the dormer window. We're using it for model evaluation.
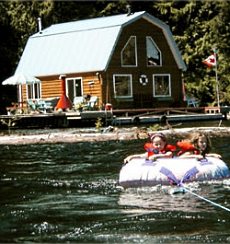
[146,36,161,66]
[121,36,137,67]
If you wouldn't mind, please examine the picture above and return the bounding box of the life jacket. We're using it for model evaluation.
[144,142,176,157]
[176,141,200,156]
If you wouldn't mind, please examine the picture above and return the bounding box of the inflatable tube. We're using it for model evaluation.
[119,157,230,188]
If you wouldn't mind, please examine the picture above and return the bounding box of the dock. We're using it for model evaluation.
[0,106,228,130]
[112,107,226,125]
[112,113,225,125]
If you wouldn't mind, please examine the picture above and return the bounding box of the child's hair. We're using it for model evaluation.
[188,132,211,153]
[149,132,167,142]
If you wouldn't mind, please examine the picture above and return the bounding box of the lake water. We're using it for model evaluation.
[0,130,230,242]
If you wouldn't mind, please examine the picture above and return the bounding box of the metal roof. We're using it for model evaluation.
[35,11,146,36]
[15,11,186,77]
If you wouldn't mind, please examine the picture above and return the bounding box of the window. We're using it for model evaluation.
[121,36,137,66]
[113,74,132,98]
[66,77,83,102]
[153,74,171,97]
[146,36,161,66]
[27,83,41,99]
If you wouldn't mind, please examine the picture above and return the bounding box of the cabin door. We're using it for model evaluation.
[66,78,83,102]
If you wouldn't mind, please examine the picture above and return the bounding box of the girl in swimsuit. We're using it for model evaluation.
[124,132,176,163]
[177,132,221,159]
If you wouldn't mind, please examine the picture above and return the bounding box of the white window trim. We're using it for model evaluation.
[121,36,138,67]
[26,83,42,100]
[113,74,133,98]
[66,77,83,97]
[146,36,162,67]
[153,74,171,97]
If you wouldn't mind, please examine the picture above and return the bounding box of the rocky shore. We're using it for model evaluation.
[0,126,230,145]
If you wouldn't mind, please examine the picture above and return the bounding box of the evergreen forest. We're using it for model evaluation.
[0,0,230,113]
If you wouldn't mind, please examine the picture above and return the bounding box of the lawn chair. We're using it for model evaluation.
[186,96,199,107]
[27,99,48,113]
[27,99,37,111]
[73,96,85,111]
[87,96,98,110]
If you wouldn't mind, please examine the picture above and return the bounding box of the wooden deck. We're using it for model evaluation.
[0,110,114,130]
[0,106,228,130]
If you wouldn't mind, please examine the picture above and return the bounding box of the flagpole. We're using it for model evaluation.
[214,49,220,108]
[215,64,220,108]
[203,49,220,108]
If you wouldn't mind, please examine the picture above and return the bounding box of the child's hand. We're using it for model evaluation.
[124,155,132,164]
[148,155,157,161]
[196,155,205,160]
[124,155,142,163]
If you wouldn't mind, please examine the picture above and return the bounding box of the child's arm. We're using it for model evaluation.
[149,151,173,161]
[124,152,147,163]
[178,152,203,159]
[206,153,222,158]
[179,152,222,160]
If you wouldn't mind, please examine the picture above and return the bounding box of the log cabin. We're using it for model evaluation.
[15,11,186,111]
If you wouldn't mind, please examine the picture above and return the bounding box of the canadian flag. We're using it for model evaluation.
[202,54,216,68]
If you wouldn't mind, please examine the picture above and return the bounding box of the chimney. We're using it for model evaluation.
[126,4,132,16]
[37,17,42,33]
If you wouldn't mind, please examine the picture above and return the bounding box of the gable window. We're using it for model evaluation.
[121,36,137,66]
[113,74,132,98]
[153,74,171,97]
[146,36,161,66]
[27,83,41,99]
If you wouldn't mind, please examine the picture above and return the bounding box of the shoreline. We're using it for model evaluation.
[0,126,230,145]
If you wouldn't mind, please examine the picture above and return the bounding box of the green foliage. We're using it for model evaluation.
[95,117,103,131]
[152,0,230,106]
[148,124,161,131]
[7,0,54,56]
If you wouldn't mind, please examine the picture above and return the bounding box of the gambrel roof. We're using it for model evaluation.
[15,11,186,77]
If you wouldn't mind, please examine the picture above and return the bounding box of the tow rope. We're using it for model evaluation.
[160,166,230,213]
[181,184,230,213]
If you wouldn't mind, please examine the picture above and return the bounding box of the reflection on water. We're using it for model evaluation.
[0,133,230,242]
